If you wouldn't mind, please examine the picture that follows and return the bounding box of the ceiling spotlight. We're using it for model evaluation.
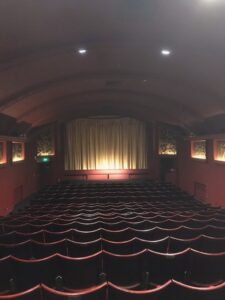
[161,49,171,56]
[78,48,87,55]
[202,0,218,3]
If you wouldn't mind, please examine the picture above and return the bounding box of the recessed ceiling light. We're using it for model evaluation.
[202,0,218,3]
[161,49,171,56]
[78,48,87,55]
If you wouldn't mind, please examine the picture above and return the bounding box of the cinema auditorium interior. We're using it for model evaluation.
[0,1,225,299]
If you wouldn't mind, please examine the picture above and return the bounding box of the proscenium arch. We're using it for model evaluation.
[16,89,201,124]
[30,97,190,129]
[0,70,213,114]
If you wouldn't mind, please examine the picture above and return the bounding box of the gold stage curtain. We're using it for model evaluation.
[65,118,147,170]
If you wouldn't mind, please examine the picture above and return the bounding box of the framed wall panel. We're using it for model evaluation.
[0,141,7,165]
[158,125,177,155]
[12,142,25,162]
[36,126,55,157]
[191,140,206,160]
[214,139,225,162]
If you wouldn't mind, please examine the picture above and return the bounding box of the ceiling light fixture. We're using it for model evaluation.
[203,0,218,3]
[161,49,171,56]
[78,48,87,55]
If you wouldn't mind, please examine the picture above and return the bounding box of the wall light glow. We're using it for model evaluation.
[38,152,54,156]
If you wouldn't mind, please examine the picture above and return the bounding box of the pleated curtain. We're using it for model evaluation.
[65,118,147,170]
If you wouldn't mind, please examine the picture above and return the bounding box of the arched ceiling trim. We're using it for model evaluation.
[0,70,210,114]
[16,89,201,123]
[32,99,182,129]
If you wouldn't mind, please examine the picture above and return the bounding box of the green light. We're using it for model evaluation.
[42,157,50,163]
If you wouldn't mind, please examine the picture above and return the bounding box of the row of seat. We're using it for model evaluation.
[19,200,207,208]
[34,196,192,203]
[0,235,224,258]
[11,210,222,220]
[17,208,221,214]
[1,281,225,300]
[14,203,221,211]
[5,213,225,226]
[0,225,225,243]
[0,249,224,293]
[40,183,175,189]
[1,219,225,234]
[9,202,218,210]
[36,189,189,194]
[4,213,225,225]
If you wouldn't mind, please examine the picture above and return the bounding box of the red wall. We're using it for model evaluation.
[177,139,225,208]
[0,140,38,216]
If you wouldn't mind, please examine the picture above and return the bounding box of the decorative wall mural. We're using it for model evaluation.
[0,141,6,164]
[12,142,25,162]
[215,140,225,161]
[36,126,55,157]
[159,125,177,155]
[191,140,206,160]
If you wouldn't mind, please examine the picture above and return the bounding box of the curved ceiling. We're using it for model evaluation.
[0,0,225,133]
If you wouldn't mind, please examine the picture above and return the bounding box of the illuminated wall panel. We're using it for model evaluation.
[191,140,206,160]
[214,139,225,162]
[0,141,7,165]
[36,126,55,157]
[159,126,177,155]
[12,142,25,162]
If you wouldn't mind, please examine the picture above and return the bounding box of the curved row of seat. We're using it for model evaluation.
[0,225,225,243]
[6,201,200,206]
[36,191,190,196]
[1,219,225,234]
[3,212,225,223]
[3,215,225,224]
[0,235,224,258]
[0,249,224,293]
[0,281,225,300]
[33,197,195,204]
[15,203,214,211]
[7,211,225,223]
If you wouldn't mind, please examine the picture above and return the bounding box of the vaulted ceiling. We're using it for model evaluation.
[0,0,225,134]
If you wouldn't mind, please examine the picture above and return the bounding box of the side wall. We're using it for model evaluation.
[177,139,225,208]
[0,140,38,216]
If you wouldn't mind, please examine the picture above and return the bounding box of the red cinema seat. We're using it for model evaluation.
[103,250,146,289]
[0,285,41,300]
[67,239,101,257]
[188,250,225,285]
[41,283,107,300]
[56,252,103,290]
[13,255,59,291]
[144,249,189,286]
